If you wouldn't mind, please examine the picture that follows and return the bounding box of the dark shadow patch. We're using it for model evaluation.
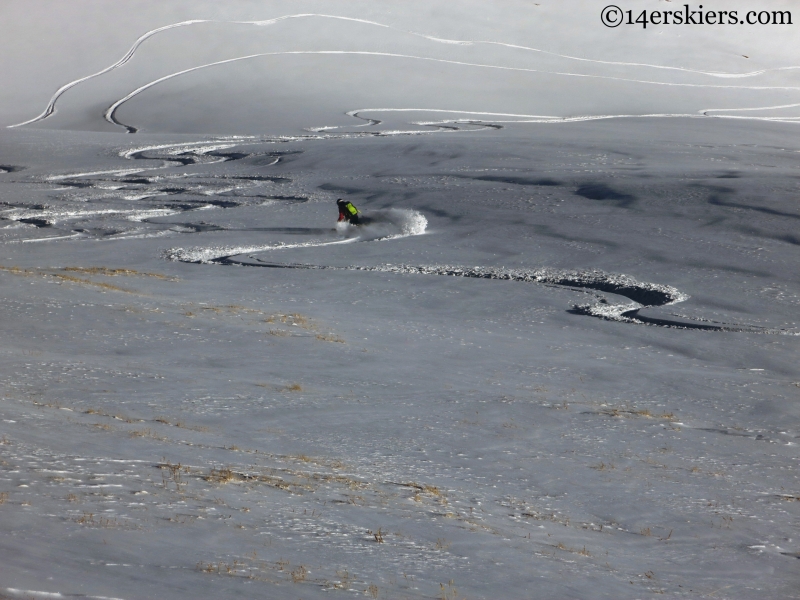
[169,223,226,233]
[472,175,562,186]
[206,151,249,162]
[777,234,800,245]
[18,218,51,228]
[697,427,754,437]
[716,171,741,179]
[51,180,95,189]
[0,165,24,173]
[709,195,800,219]
[318,183,367,194]
[163,197,242,209]
[641,251,771,277]
[683,260,770,277]
[699,217,728,228]
[694,183,736,194]
[230,175,291,184]
[530,224,618,248]
[616,310,738,331]
[247,195,308,203]
[203,199,242,209]
[734,225,800,246]
[575,183,636,207]
[162,202,208,211]
[413,205,462,220]
[243,227,333,234]
[128,151,194,166]
[439,174,562,187]
[241,153,301,167]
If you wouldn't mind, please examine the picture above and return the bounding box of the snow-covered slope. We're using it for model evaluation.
[4,1,800,134]
[0,2,798,599]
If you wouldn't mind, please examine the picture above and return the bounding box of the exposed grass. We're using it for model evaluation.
[404,482,442,496]
[61,266,176,280]
[315,333,345,343]
[591,462,615,471]
[74,512,136,529]
[439,580,458,600]
[159,460,187,491]
[333,569,352,590]
[0,265,35,278]
[290,565,308,583]
[555,542,591,556]
[403,482,448,506]
[0,492,9,505]
[265,313,311,328]
[0,265,133,292]
[369,528,385,543]
[153,416,209,432]
[286,454,347,471]
[197,560,243,576]
[49,273,129,292]
[205,467,239,484]
[262,312,345,343]
[129,428,167,441]
[85,407,141,423]
[435,538,451,551]
[266,329,291,337]
[596,405,676,420]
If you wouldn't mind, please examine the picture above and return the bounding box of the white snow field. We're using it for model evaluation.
[1,1,799,598]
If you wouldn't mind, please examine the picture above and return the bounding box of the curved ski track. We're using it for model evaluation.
[9,137,795,336]
[9,13,800,131]
[163,244,796,334]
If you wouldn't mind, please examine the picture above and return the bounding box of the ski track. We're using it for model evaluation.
[4,589,126,600]
[103,53,800,133]
[8,136,796,335]
[163,241,797,334]
[9,13,800,131]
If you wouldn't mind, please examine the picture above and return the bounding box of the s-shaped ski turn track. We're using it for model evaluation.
[162,242,799,335]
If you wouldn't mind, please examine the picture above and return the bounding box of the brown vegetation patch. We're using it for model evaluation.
[61,266,176,280]
[595,406,676,420]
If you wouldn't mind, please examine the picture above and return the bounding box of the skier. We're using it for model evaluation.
[336,198,361,225]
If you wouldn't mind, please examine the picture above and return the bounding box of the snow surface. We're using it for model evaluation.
[1,2,799,599]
